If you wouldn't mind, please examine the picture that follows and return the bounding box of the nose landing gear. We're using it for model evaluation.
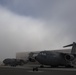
[33,67,38,71]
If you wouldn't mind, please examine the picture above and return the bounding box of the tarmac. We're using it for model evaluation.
[0,65,76,75]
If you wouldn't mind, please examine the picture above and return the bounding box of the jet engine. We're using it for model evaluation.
[65,54,74,61]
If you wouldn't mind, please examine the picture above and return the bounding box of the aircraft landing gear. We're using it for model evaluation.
[33,67,38,71]
[65,65,74,68]
[51,65,58,68]
[40,65,44,68]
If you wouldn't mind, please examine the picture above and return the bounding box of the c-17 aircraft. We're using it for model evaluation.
[29,42,76,70]
[3,58,26,67]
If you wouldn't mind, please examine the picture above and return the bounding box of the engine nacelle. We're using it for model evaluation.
[65,54,74,61]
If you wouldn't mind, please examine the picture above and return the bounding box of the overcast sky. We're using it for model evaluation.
[0,0,76,61]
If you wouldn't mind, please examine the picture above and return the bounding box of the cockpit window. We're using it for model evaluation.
[39,52,46,56]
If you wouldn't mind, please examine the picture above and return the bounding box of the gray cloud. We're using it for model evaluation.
[0,0,76,60]
[0,0,57,18]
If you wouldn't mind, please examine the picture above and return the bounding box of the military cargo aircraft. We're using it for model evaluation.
[29,42,76,69]
[3,58,25,67]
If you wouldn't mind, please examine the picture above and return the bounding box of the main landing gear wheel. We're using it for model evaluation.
[40,65,44,68]
[33,67,38,71]
[65,65,74,68]
[51,65,58,68]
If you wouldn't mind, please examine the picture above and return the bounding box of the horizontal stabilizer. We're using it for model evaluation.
[63,42,76,48]
[63,44,73,48]
[63,42,76,54]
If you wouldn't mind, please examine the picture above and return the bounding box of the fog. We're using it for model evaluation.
[0,0,76,61]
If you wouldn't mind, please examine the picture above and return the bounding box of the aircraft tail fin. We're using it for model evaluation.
[63,42,76,54]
